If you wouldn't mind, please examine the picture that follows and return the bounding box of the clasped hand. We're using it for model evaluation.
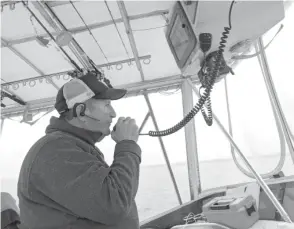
[111,117,139,143]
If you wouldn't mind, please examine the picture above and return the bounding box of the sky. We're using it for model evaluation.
[1,2,294,183]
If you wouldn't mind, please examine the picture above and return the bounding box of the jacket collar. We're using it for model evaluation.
[45,116,102,146]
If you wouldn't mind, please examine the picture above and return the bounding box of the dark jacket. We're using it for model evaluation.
[17,117,141,229]
[1,192,20,229]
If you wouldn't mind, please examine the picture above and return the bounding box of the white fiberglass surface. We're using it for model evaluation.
[1,2,55,40]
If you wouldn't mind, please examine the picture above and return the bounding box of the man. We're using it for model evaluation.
[17,72,141,229]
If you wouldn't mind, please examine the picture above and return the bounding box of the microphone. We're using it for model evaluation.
[84,114,100,122]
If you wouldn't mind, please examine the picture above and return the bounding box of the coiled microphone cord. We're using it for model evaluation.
[142,1,236,137]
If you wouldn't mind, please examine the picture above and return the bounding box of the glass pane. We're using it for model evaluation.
[263,4,294,175]
[192,46,292,191]
[133,92,190,220]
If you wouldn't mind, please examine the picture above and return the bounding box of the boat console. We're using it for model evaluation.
[140,176,294,229]
[171,220,294,229]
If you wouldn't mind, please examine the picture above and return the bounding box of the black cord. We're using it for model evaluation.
[132,25,168,32]
[43,2,86,58]
[104,0,131,59]
[43,2,96,73]
[145,1,236,137]
[69,0,110,64]
[200,86,213,126]
[21,1,82,72]
[40,2,113,88]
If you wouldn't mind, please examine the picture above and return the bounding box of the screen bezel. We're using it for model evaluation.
[166,2,197,70]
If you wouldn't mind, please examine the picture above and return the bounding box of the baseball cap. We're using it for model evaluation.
[55,72,127,114]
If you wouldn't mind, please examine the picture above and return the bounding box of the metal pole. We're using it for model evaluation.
[1,38,45,76]
[0,118,5,138]
[181,79,201,200]
[2,74,202,118]
[117,1,145,81]
[118,1,182,205]
[187,79,292,223]
[224,77,235,156]
[144,94,183,205]
[256,38,294,163]
[32,1,91,70]
[138,112,150,134]
[1,55,151,88]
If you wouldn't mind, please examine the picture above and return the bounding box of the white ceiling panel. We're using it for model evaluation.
[1,47,40,82]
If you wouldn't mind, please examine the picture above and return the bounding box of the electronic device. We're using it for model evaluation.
[165,1,285,81]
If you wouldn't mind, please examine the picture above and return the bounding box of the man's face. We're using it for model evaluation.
[82,99,116,135]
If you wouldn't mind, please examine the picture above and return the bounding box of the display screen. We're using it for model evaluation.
[165,2,197,69]
[170,15,190,61]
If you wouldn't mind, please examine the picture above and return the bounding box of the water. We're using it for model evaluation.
[1,155,294,222]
